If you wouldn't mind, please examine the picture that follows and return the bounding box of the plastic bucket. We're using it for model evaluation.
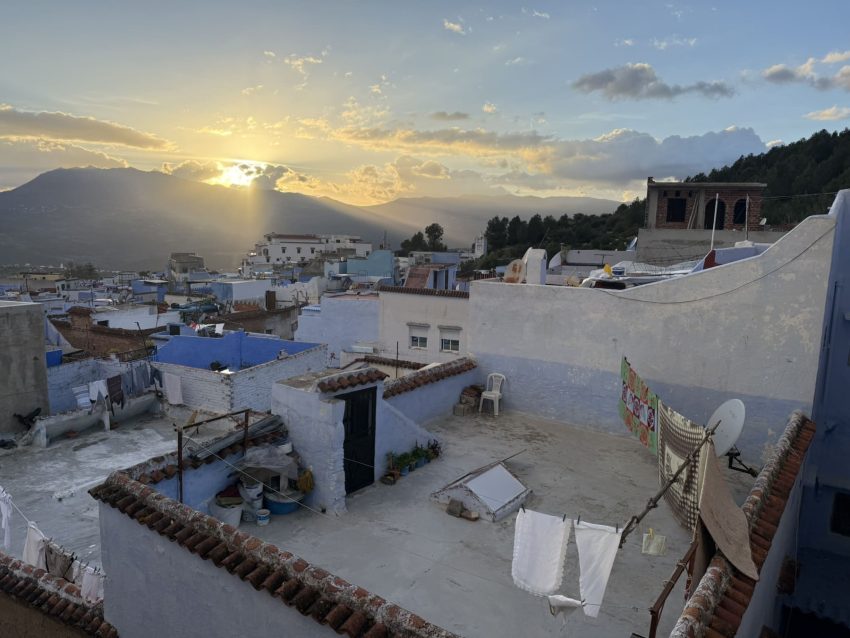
[256,509,271,526]
[239,479,263,501]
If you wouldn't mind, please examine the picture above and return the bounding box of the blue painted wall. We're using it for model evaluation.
[386,368,478,425]
[155,331,319,371]
[342,250,396,279]
[152,452,244,514]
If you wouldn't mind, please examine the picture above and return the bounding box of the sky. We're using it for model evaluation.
[1,0,849,204]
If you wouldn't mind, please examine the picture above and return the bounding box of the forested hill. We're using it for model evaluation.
[689,128,850,224]
[471,128,850,269]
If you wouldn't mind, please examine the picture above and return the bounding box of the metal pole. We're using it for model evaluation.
[709,193,719,251]
[176,423,184,504]
[242,409,249,455]
[648,540,699,638]
[745,195,750,242]
[619,420,721,548]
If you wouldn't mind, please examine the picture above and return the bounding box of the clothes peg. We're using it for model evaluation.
[520,504,525,512]
[576,514,581,525]
[562,514,567,522]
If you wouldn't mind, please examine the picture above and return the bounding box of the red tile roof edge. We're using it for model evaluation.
[88,472,459,638]
[0,551,117,637]
[377,285,469,299]
[670,410,816,638]
[122,430,287,486]
[358,355,425,371]
[382,358,478,399]
[317,368,389,393]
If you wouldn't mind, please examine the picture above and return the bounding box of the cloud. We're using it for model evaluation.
[0,138,128,189]
[804,105,850,121]
[430,111,470,121]
[651,36,697,50]
[614,39,634,47]
[505,57,526,66]
[263,51,276,59]
[823,50,850,64]
[241,85,263,96]
[761,54,850,90]
[531,10,550,19]
[0,104,169,148]
[482,102,498,113]
[161,159,221,181]
[572,63,734,100]
[766,139,784,148]
[443,19,466,35]
[283,52,325,88]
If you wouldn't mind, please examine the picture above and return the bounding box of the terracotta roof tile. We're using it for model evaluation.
[89,472,459,638]
[378,285,469,299]
[0,552,116,637]
[353,355,424,371]
[670,411,816,637]
[382,358,477,399]
[317,368,388,394]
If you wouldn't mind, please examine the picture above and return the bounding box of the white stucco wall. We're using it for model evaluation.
[378,293,469,365]
[296,295,379,367]
[469,215,836,458]
[99,504,327,638]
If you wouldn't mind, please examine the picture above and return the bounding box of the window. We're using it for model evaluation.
[704,199,726,230]
[733,198,748,225]
[311,247,315,254]
[409,324,429,349]
[831,492,850,537]
[666,198,687,223]
[440,327,461,353]
[282,247,287,254]
[297,247,302,254]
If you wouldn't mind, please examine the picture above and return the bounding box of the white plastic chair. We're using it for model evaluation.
[479,373,506,416]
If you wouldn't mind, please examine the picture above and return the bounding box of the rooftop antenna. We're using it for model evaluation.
[707,398,758,476]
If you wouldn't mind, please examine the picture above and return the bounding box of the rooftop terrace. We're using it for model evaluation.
[200,411,751,637]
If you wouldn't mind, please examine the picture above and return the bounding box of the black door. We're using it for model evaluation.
[341,387,376,494]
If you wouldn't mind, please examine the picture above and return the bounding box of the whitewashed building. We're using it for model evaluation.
[242,233,373,275]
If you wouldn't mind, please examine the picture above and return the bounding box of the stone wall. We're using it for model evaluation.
[0,302,48,434]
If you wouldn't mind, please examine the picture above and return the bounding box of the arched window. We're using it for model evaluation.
[704,199,726,230]
[733,198,747,225]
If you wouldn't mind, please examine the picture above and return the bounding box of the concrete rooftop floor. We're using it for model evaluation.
[0,407,242,567]
[250,411,754,638]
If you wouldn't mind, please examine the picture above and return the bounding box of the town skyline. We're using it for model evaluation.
[2,1,850,204]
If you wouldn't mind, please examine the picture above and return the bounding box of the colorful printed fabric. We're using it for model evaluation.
[618,357,658,455]
[657,402,705,531]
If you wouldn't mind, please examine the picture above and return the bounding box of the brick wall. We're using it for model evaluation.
[152,362,232,413]
[230,345,327,411]
[654,188,763,231]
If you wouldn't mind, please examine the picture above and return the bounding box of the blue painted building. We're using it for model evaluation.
[154,331,317,371]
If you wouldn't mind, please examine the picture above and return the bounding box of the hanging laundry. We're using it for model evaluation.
[80,567,105,602]
[0,487,11,550]
[71,385,91,411]
[107,375,124,409]
[120,371,134,398]
[574,521,621,618]
[88,379,108,403]
[547,595,585,627]
[657,402,706,531]
[512,509,570,596]
[45,542,75,580]
[161,372,183,405]
[22,523,47,569]
[697,441,759,580]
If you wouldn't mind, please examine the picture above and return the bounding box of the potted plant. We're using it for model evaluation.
[396,453,411,476]
[428,439,442,460]
[385,452,400,480]
[413,444,426,468]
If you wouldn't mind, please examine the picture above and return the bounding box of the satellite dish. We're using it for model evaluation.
[504,259,526,284]
[706,399,745,456]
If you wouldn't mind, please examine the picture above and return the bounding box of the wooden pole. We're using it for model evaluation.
[176,423,184,504]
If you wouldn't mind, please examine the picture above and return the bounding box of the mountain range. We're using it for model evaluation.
[0,168,617,269]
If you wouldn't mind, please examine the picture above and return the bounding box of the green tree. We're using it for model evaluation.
[484,216,509,250]
[527,214,545,245]
[399,231,429,256]
[506,216,527,246]
[424,223,446,251]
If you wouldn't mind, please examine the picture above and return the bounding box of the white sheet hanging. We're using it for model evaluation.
[574,521,621,618]
[0,487,11,550]
[162,372,183,405]
[22,523,47,569]
[80,567,105,602]
[511,509,570,596]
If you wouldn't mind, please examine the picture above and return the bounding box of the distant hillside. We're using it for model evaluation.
[689,128,850,223]
[0,168,618,269]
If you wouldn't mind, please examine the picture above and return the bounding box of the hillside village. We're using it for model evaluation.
[2,170,849,638]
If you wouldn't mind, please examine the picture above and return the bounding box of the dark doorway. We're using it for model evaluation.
[704,199,726,230]
[340,387,376,494]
